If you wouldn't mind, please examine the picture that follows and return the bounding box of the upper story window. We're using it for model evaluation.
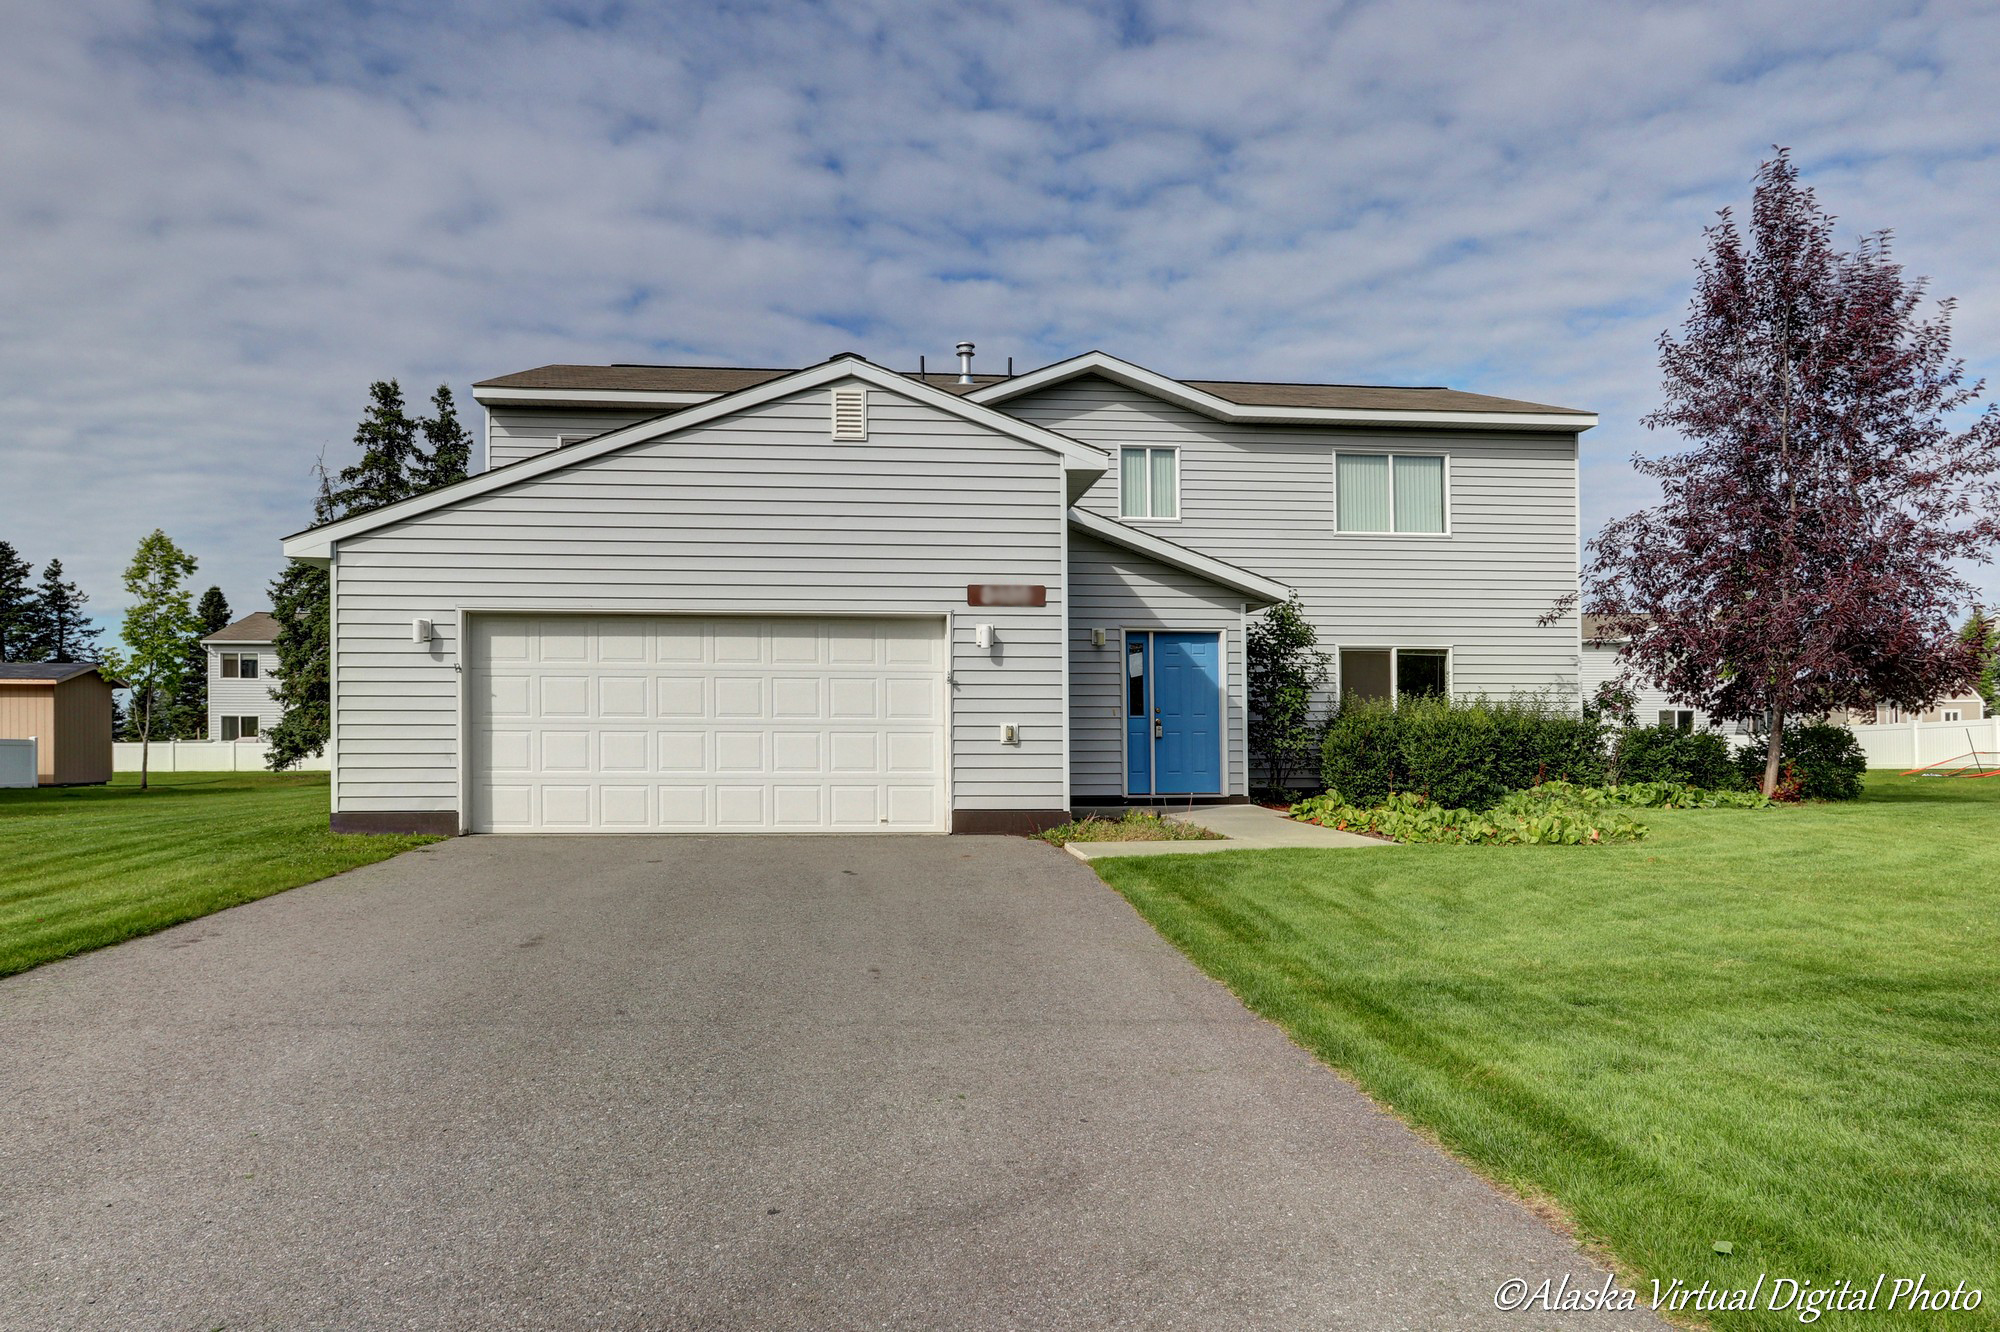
[1335,453,1447,533]
[1120,446,1179,520]
[219,652,260,680]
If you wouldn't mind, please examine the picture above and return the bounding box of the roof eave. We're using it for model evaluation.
[1068,508,1291,605]
[970,351,1595,432]
[471,385,724,410]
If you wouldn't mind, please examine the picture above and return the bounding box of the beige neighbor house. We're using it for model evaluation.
[202,612,284,742]
[0,662,123,785]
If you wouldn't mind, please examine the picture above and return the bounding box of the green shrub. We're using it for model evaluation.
[1615,724,1744,788]
[1732,722,1868,800]
[1782,722,1868,800]
[1320,699,1405,805]
[1321,694,1609,809]
[1397,695,1504,809]
[1526,779,1771,809]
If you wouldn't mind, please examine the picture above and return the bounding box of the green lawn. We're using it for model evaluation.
[1095,774,2000,1330]
[0,772,435,978]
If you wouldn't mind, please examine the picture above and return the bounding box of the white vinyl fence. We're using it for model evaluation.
[112,741,329,773]
[1844,717,2000,771]
[0,738,37,788]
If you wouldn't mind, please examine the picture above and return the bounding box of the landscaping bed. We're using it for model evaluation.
[1035,810,1223,846]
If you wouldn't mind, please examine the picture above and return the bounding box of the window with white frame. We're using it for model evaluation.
[1658,709,1696,731]
[1335,453,1446,533]
[221,716,260,741]
[1944,709,1963,722]
[1119,446,1179,519]
[219,652,259,680]
[1338,647,1449,704]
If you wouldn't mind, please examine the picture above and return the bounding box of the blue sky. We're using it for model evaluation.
[3,0,1999,629]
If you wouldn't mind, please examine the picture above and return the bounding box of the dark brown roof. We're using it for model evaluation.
[203,611,280,643]
[0,661,123,686]
[1184,378,1591,416]
[473,361,1589,416]
[474,365,796,394]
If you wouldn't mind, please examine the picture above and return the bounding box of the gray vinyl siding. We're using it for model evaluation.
[205,645,281,740]
[333,383,1067,816]
[1006,376,1582,706]
[1066,532,1248,801]
[485,406,675,471]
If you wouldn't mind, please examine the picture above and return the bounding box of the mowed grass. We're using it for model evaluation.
[0,771,435,978]
[1095,775,2000,1330]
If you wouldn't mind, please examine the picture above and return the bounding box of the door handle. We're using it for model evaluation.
[1153,718,1164,739]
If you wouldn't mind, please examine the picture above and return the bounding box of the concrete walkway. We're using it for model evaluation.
[0,835,1652,1330]
[1064,801,1390,860]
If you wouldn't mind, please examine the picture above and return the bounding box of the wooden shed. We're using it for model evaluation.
[0,663,124,786]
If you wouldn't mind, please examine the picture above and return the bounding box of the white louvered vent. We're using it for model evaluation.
[830,387,867,440]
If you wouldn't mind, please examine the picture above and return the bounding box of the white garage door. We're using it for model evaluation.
[469,614,947,833]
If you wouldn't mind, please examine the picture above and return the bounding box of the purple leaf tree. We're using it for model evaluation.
[1583,150,2000,793]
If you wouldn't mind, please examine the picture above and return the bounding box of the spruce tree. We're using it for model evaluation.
[329,380,422,516]
[28,559,100,662]
[1961,610,2000,717]
[164,586,230,739]
[417,384,473,490]
[266,464,337,771]
[0,541,35,661]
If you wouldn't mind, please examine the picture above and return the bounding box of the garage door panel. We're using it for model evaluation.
[471,614,947,833]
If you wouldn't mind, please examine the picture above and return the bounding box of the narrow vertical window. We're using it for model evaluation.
[1392,455,1446,533]
[1119,447,1179,519]
[1335,454,1391,531]
[1127,639,1147,715]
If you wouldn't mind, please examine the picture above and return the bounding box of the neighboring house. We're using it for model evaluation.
[283,349,1594,835]
[1848,695,1989,724]
[0,662,122,785]
[203,612,283,741]
[1577,615,1734,732]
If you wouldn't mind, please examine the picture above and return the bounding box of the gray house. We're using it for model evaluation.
[282,350,1593,835]
[203,612,283,741]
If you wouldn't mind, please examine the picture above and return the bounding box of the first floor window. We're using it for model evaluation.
[1339,647,1449,704]
[1658,709,1695,731]
[1120,446,1179,519]
[222,716,260,741]
[1335,453,1446,533]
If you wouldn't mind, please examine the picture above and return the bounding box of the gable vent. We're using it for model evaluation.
[830,387,867,440]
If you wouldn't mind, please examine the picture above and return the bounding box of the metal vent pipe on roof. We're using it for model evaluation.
[956,341,975,384]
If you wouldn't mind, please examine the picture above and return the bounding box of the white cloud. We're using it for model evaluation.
[3,0,1999,625]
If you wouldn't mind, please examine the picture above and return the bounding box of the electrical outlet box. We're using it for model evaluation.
[1001,723,1019,746]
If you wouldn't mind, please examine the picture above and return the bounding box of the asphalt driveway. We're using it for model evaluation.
[0,836,1659,1330]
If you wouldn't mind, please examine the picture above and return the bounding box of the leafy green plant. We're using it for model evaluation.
[1321,695,1609,809]
[1292,789,1647,846]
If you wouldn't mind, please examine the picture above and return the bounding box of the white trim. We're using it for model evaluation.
[1057,468,1071,810]
[471,386,722,408]
[1068,508,1289,604]
[1116,443,1182,523]
[327,553,340,815]
[286,359,1109,561]
[967,351,1598,433]
[1332,450,1452,536]
[455,604,469,835]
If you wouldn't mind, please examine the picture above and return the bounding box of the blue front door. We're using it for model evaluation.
[1125,631,1222,796]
